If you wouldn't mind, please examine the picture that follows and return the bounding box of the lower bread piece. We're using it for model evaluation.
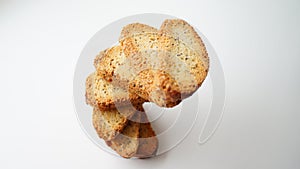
[92,106,136,141]
[106,112,141,158]
[135,112,158,158]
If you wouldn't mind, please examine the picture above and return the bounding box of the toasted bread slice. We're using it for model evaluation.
[92,106,137,141]
[120,23,159,57]
[93,19,209,107]
[119,23,158,42]
[120,19,209,98]
[94,46,125,82]
[105,111,158,159]
[85,72,146,110]
[159,19,209,69]
[94,23,158,82]
[159,19,209,95]
[135,112,158,158]
[94,24,182,107]
[106,112,141,158]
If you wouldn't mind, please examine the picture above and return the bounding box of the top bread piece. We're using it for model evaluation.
[159,19,209,70]
[94,19,209,107]
[120,23,160,57]
[119,23,158,41]
[157,19,209,98]
[94,23,182,107]
[94,24,177,107]
[121,19,209,96]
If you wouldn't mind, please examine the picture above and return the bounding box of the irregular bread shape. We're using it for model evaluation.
[94,24,182,107]
[121,19,209,98]
[160,19,209,69]
[94,20,209,107]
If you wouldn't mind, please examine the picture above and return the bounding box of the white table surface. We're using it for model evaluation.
[0,0,299,168]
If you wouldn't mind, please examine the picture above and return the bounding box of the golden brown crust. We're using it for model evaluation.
[87,19,210,158]
[158,19,209,93]
[93,49,107,69]
[94,46,124,82]
[95,19,210,108]
[129,69,181,107]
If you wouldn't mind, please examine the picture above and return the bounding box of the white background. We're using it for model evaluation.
[0,0,299,168]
